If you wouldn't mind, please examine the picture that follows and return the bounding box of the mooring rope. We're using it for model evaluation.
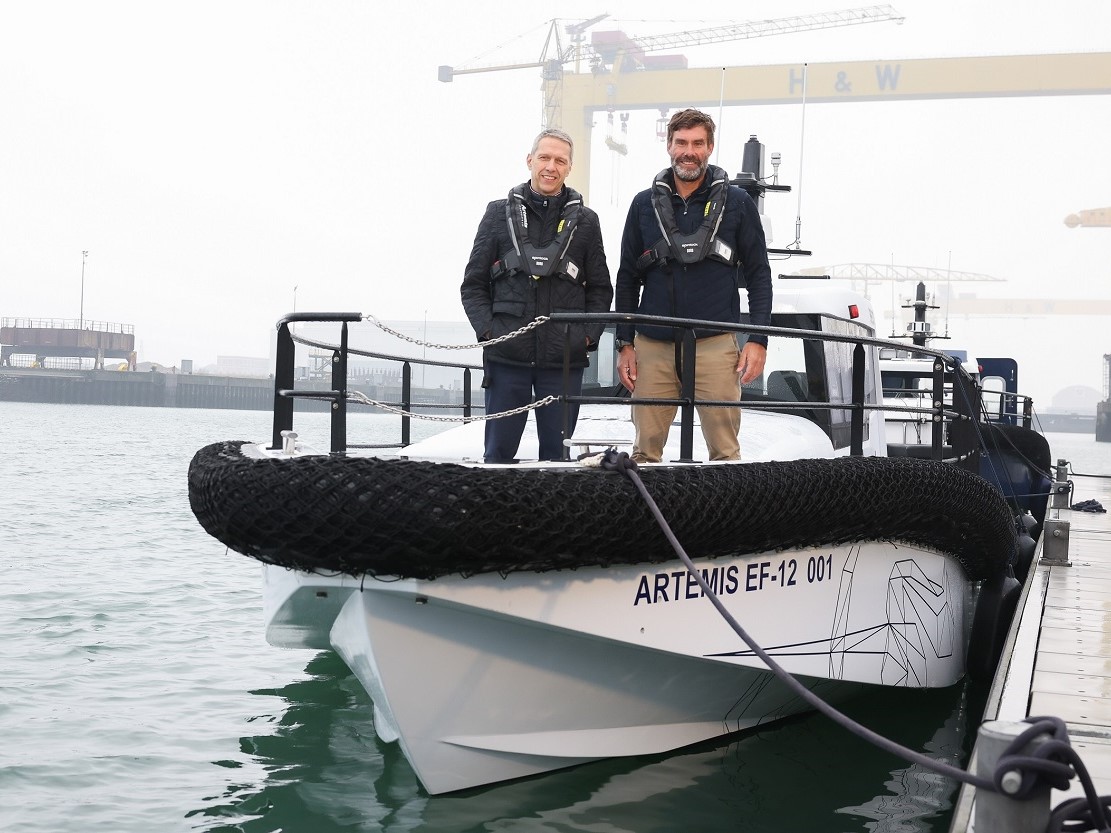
[1066,462,1111,481]
[596,446,1111,832]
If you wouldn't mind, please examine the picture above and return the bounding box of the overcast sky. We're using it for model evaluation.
[2,1,1109,407]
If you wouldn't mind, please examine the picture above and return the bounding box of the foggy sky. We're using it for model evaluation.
[2,0,1109,408]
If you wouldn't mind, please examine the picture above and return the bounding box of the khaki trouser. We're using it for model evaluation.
[631,333,741,462]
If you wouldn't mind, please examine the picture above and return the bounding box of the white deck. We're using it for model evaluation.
[951,470,1111,831]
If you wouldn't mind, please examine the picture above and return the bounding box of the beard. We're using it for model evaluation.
[672,156,707,182]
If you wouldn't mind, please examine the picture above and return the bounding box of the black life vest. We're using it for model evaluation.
[636,169,736,273]
[491,186,584,283]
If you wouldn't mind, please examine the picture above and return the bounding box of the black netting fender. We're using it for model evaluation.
[188,441,1017,581]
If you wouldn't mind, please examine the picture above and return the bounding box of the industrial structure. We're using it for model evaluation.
[439,6,904,158]
[0,318,136,370]
[1065,207,1111,228]
[783,265,1111,318]
[441,13,1111,204]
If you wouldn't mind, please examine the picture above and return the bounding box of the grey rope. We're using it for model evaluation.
[595,448,996,792]
[598,446,1111,832]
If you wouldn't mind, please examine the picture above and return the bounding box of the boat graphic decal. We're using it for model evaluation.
[704,548,962,688]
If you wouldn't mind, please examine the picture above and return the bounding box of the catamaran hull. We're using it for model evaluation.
[266,539,976,794]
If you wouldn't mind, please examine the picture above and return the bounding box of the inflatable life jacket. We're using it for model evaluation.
[636,169,736,273]
[491,186,584,283]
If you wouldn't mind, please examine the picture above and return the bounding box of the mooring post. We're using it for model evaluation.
[973,721,1052,833]
[1043,458,1073,566]
[1050,458,1071,511]
[1042,518,1072,566]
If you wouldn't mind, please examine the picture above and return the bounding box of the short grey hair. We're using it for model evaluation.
[530,128,574,162]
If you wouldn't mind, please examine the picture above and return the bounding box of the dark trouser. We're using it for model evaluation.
[484,361,584,463]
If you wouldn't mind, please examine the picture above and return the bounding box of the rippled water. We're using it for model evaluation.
[3,401,1107,832]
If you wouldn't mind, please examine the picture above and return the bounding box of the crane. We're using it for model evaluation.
[589,6,905,74]
[782,264,1111,318]
[439,7,905,131]
[783,264,1005,284]
[1064,207,1111,227]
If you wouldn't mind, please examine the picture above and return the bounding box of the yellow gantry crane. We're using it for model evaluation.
[442,13,1111,205]
[439,6,905,134]
[1065,207,1111,228]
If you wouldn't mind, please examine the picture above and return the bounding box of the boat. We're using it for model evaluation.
[187,285,1048,795]
[878,282,984,455]
[877,281,1052,560]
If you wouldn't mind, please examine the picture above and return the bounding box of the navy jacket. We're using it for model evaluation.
[461,184,613,368]
[614,165,772,346]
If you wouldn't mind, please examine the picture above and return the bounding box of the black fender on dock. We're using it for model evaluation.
[967,572,1022,684]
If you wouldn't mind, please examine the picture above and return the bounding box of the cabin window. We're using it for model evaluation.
[821,316,875,449]
[981,375,1007,423]
[741,313,829,434]
[585,328,618,389]
[759,337,810,402]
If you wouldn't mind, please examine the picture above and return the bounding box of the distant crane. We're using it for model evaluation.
[1064,207,1111,227]
[439,7,905,130]
[783,264,1111,318]
[784,264,1004,284]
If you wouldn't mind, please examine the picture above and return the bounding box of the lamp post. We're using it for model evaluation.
[79,250,89,329]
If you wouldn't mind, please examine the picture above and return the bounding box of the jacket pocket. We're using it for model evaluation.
[492,300,526,318]
[548,307,588,365]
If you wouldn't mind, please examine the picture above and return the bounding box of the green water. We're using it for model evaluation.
[6,402,1103,832]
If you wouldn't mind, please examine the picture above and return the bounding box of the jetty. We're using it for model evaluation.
[0,365,473,413]
[950,465,1111,831]
[0,315,480,413]
[1099,354,1111,443]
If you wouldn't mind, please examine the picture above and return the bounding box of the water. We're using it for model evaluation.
[3,404,1109,833]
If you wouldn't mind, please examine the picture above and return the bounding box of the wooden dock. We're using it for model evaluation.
[950,469,1111,831]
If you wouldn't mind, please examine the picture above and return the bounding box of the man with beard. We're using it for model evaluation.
[614,109,772,463]
[461,128,613,463]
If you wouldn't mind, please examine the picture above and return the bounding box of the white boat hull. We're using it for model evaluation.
[265,539,975,794]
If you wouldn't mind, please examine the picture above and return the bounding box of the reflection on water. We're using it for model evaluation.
[6,405,1093,832]
[192,652,417,832]
[196,653,986,833]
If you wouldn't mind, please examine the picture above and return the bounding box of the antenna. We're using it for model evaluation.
[792,64,809,250]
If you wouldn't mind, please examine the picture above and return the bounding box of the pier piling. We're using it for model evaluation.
[973,721,1052,833]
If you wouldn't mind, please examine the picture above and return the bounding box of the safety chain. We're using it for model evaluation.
[347,390,558,423]
[362,314,550,350]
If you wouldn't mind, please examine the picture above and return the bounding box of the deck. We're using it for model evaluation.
[950,470,1111,831]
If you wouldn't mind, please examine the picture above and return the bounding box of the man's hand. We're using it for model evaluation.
[617,345,637,392]
[736,342,767,385]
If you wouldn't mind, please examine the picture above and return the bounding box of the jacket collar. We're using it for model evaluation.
[655,163,728,198]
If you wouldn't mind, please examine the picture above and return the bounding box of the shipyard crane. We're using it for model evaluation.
[782,264,1111,317]
[439,7,905,131]
[1065,207,1111,227]
[784,264,1005,284]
